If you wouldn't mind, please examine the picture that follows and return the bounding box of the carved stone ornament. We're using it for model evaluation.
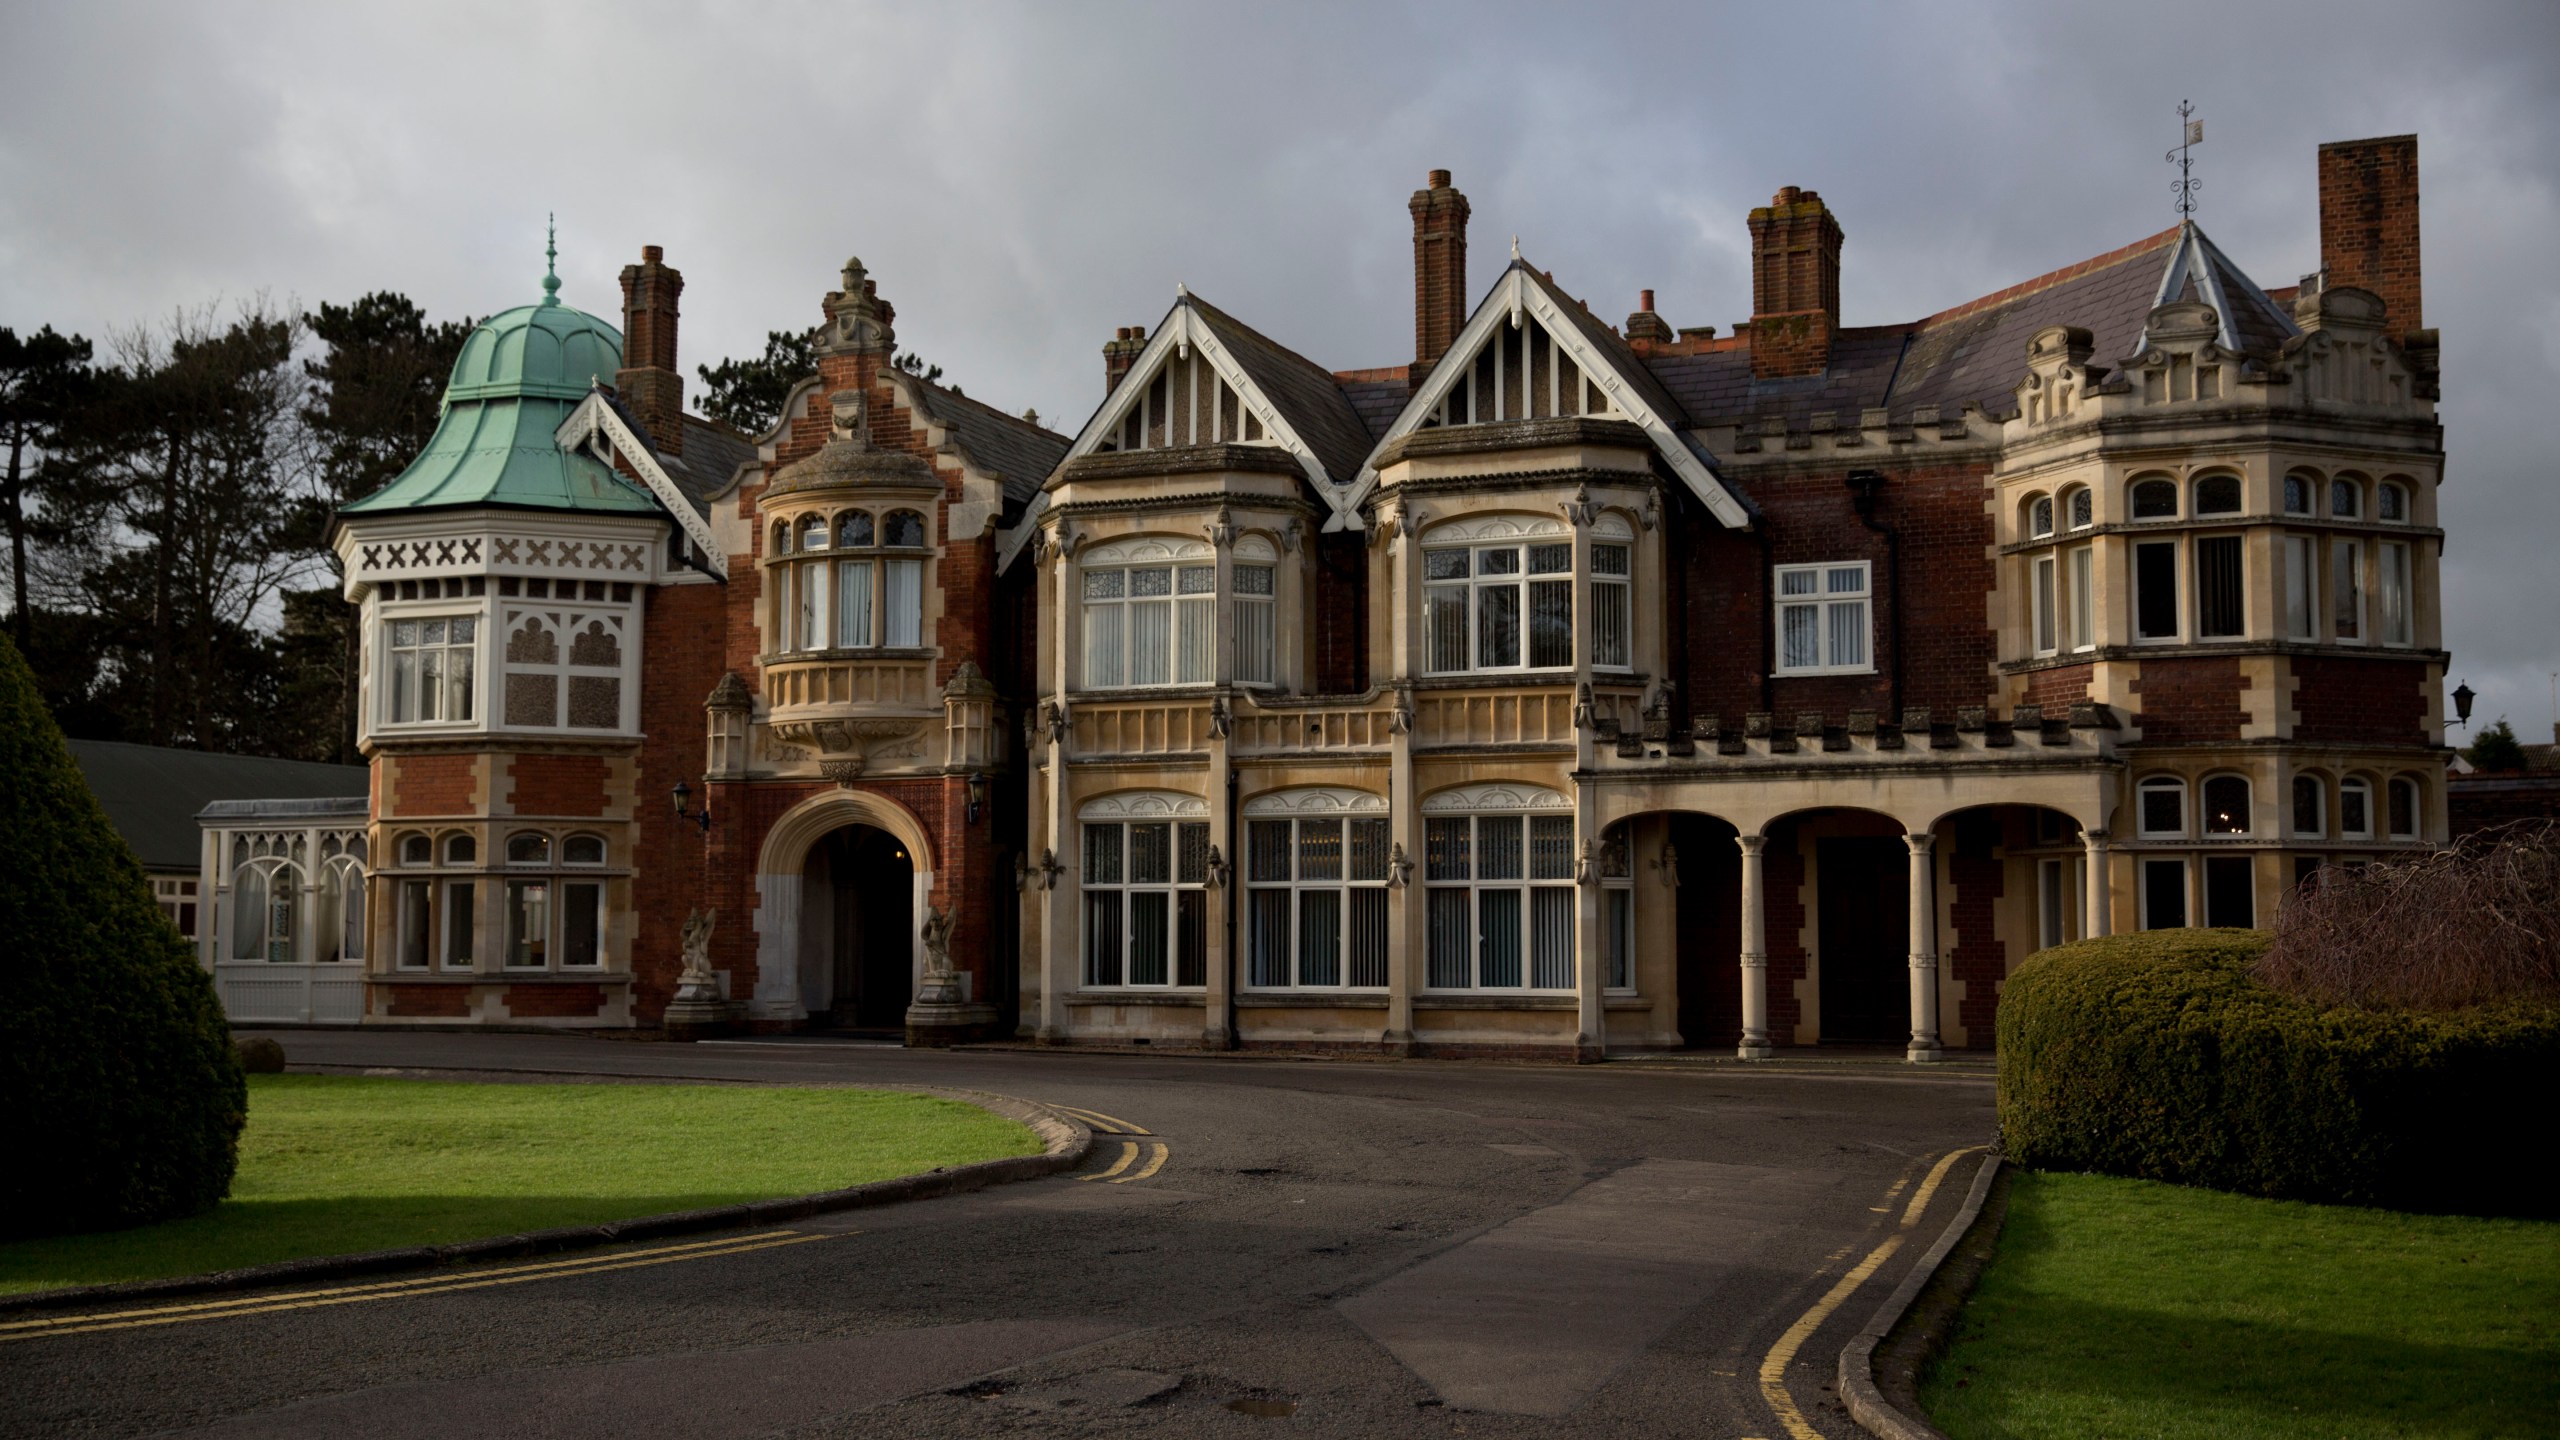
[820,256,895,356]
[1209,505,1235,549]
[820,758,868,785]
[1573,681,1595,731]
[704,671,753,713]
[1205,844,1229,890]
[1386,843,1414,890]
[1565,484,1598,528]
[1576,839,1598,885]
[673,908,719,1002]
[830,389,869,448]
[942,660,996,699]
[1208,700,1231,740]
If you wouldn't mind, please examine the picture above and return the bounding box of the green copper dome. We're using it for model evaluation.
[342,231,656,520]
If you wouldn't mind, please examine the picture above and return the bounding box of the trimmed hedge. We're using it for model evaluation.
[0,634,246,1238]
[1998,929,2560,1217]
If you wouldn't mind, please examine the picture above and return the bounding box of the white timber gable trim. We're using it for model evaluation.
[554,390,728,579]
[1332,262,1752,533]
[1065,299,1333,487]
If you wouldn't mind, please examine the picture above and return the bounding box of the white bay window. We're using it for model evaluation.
[385,616,477,725]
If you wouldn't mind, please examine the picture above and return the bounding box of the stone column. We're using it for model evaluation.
[1036,530,1077,1043]
[1736,834,1771,1059]
[2083,830,2113,938]
[1905,833,1942,1063]
[1574,791,1605,1063]
[1203,728,1234,1050]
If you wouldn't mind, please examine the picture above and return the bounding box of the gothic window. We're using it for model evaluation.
[317,849,366,964]
[502,610,626,730]
[228,834,304,963]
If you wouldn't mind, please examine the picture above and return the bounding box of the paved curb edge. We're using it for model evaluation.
[0,1087,1091,1316]
[1839,1151,2005,1440]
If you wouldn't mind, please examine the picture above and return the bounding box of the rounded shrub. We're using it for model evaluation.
[1998,928,2559,1217]
[0,634,246,1238]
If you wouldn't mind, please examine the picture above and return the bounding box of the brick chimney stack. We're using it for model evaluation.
[1410,168,1470,380]
[1625,288,1675,348]
[2318,135,2422,342]
[616,244,684,455]
[1746,186,1843,380]
[1103,325,1148,396]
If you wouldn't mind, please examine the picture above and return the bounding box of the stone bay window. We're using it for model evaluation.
[1070,535,1282,692]
[1243,790,1392,991]
[1422,785,1578,992]
[1079,793,1212,990]
[1420,514,1638,677]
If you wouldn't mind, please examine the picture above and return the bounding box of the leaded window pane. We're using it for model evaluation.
[1426,817,1470,882]
[1299,818,1344,882]
[1128,823,1171,885]
[1249,820,1293,883]
[1348,819,1389,882]
[1529,816,1574,880]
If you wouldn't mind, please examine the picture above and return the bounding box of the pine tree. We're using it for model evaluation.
[2466,717,2527,774]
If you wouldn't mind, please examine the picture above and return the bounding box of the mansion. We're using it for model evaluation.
[197,134,2449,1060]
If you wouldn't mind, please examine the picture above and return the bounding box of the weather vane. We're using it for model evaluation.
[2167,100,2202,217]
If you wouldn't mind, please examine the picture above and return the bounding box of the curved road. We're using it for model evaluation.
[3,1033,1995,1438]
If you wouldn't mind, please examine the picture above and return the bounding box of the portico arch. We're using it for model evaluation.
[749,788,939,1022]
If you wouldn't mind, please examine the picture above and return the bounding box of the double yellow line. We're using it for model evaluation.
[2,1229,833,1344]
[1756,1146,1985,1440]
[1053,1106,1171,1185]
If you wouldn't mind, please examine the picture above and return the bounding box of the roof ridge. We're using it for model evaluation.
[1184,292,1344,390]
[913,372,1067,439]
[1914,225,2184,330]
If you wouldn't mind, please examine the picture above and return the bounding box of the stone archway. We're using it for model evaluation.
[751,789,938,1022]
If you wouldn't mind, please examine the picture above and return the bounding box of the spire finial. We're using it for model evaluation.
[541,213,562,306]
[2166,100,2202,218]
[1511,234,1521,261]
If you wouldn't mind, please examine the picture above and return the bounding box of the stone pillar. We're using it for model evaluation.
[1905,833,1941,1063]
[1736,834,1771,1059]
[1574,791,1605,1063]
[1036,531,1077,1043]
[2084,830,2113,938]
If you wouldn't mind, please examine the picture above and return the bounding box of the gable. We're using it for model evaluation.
[553,390,729,579]
[1058,296,1339,492]
[1334,261,1751,531]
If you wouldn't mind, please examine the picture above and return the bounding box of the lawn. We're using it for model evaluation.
[0,1075,1042,1296]
[1923,1170,2560,1440]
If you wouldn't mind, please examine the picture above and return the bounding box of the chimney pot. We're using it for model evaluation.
[1428,168,1451,188]
[1775,185,1801,205]
[642,244,663,263]
[1639,289,1656,312]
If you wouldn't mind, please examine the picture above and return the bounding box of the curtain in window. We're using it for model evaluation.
[2284,537,2316,640]
[1250,889,1291,986]
[233,865,269,961]
[1235,565,1275,683]
[1780,605,1821,670]
[2379,543,2411,644]
[1426,586,1468,673]
[1478,890,1523,987]
[1427,889,1471,988]
[1827,599,1868,668]
[797,563,828,649]
[836,558,874,646]
[1083,891,1123,986]
[1084,600,1125,688]
[1530,888,1573,988]
[1177,891,1207,987]
[2034,556,2057,653]
[1529,580,1573,668]
[1298,890,1342,986]
[1130,596,1172,686]
[2070,548,2094,650]
[1477,583,1520,668]
[2195,536,2244,638]
[885,559,923,647]
[1591,582,1628,668]
[1349,889,1389,988]
[1127,892,1169,985]
[1178,597,1213,682]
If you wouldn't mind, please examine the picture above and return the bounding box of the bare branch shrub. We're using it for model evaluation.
[2259,819,2560,1010]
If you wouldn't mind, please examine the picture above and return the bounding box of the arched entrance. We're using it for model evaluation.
[799,825,915,1031]
[750,787,937,1026]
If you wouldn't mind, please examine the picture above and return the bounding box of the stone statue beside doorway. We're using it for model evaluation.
[904,900,995,1045]
[664,906,742,1039]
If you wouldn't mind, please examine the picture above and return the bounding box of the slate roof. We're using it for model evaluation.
[1185,294,1377,484]
[674,415,758,511]
[1513,260,1696,427]
[904,377,1071,507]
[1643,222,2295,432]
[1335,371,1411,441]
[68,740,369,874]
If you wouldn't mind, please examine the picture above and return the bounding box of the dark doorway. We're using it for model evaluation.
[817,826,914,1031]
[1818,836,1908,1043]
[1670,814,1742,1049]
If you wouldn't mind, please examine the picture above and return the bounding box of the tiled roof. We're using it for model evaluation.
[1185,294,1377,485]
[1335,370,1410,441]
[675,415,758,510]
[1645,222,2298,432]
[68,740,368,873]
[905,377,1070,507]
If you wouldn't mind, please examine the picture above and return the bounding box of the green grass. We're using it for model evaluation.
[0,1075,1041,1296]
[1924,1170,2560,1439]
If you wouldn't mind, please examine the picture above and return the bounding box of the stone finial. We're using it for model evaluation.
[705,672,753,712]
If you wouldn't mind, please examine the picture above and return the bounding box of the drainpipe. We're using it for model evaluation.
[1753,523,1776,713]
[1847,468,1902,719]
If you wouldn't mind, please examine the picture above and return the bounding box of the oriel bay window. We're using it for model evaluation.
[501,608,627,730]
[1080,794,1210,988]
[1420,515,1635,676]
[1245,792,1392,989]
[1423,785,1577,991]
[1590,541,1631,670]
[769,507,929,654]
[501,831,610,970]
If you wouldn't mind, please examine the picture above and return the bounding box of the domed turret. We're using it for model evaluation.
[342,224,654,518]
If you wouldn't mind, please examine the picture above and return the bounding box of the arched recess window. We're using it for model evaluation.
[2291,774,2325,838]
[2330,478,2362,519]
[229,834,304,963]
[2193,474,2242,516]
[2201,775,2251,835]
[316,834,368,963]
[1079,792,1211,988]
[2387,777,2421,839]
[2283,473,2316,516]
[398,832,432,866]
[2378,482,2410,523]
[1245,790,1391,991]
[2027,495,2055,539]
[2131,478,2179,520]
[2137,776,2188,838]
[2064,486,2093,531]
[1422,783,1576,991]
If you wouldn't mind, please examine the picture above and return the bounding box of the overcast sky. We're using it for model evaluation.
[5,1,2556,735]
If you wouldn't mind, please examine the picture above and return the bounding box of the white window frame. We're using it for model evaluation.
[1242,790,1392,991]
[2036,855,2083,949]
[1773,560,1873,676]
[2200,774,2252,836]
[2283,535,2318,641]
[2338,777,2374,839]
[2378,540,2412,647]
[1601,823,1635,990]
[2137,776,2188,839]
[1078,793,1211,989]
[381,612,481,728]
[2065,485,2094,531]
[2067,544,2095,653]
[2140,856,2191,930]
[1590,540,1633,672]
[2291,773,2326,839]
[1424,532,1576,676]
[2032,553,2059,657]
[2130,477,2181,522]
[1421,784,1578,993]
[1081,538,1217,690]
[2133,539,2182,643]
[1233,561,1276,687]
[493,829,613,972]
[2027,494,2055,540]
[2193,532,2246,640]
[772,507,930,656]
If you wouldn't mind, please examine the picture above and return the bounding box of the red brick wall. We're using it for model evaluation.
[635,579,729,1019]
[382,984,470,1017]
[509,754,610,817]
[2319,136,2421,339]
[2449,778,2560,838]
[508,983,604,1018]
[1674,460,1997,725]
[1947,813,2006,1049]
[384,754,476,817]
[1747,312,1832,380]
[2020,665,2091,710]
[2291,655,2430,746]
[1314,528,1368,695]
[2130,657,2247,744]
